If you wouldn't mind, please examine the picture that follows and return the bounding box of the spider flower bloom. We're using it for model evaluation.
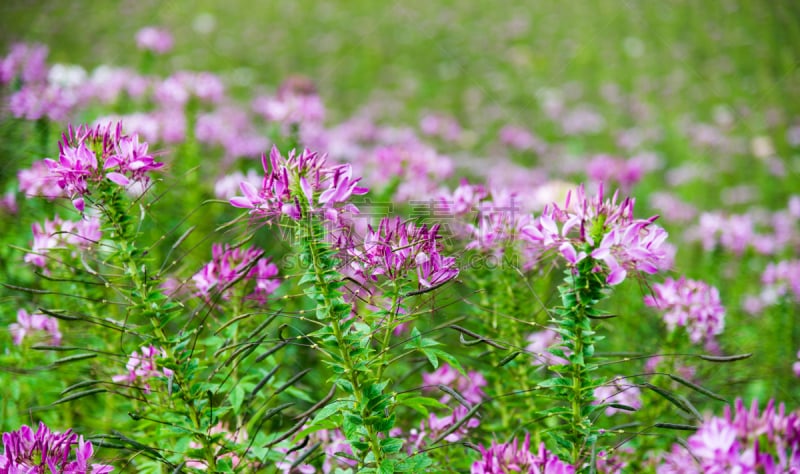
[229,146,367,224]
[348,216,459,288]
[42,122,163,211]
[24,215,101,268]
[0,422,113,473]
[659,398,800,473]
[522,183,668,285]
[135,27,174,54]
[192,244,280,304]
[644,277,725,346]
[112,345,173,394]
[471,434,574,474]
[9,309,62,346]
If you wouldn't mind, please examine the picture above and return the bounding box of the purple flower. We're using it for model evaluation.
[24,215,101,269]
[9,309,62,346]
[348,217,458,289]
[422,364,487,405]
[522,184,668,285]
[192,244,280,304]
[525,330,569,368]
[112,345,173,394]
[230,146,367,225]
[659,398,800,473]
[644,277,725,346]
[593,376,642,416]
[38,122,163,211]
[471,434,575,474]
[135,27,173,54]
[0,421,113,473]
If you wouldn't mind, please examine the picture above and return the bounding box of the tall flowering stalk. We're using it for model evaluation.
[230,146,457,471]
[523,184,669,470]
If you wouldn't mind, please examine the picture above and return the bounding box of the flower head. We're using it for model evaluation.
[192,244,280,304]
[24,215,101,268]
[0,422,113,473]
[471,434,575,474]
[135,27,174,54]
[9,309,62,346]
[644,277,725,346]
[112,345,173,394]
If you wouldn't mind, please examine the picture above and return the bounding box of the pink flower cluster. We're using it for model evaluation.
[526,329,568,368]
[593,376,642,416]
[658,398,800,473]
[9,309,62,346]
[348,216,459,289]
[1,422,113,473]
[1,43,84,121]
[186,423,247,471]
[471,434,575,474]
[135,27,174,54]
[192,243,280,304]
[112,345,173,394]
[422,364,487,405]
[644,277,725,346]
[24,215,101,268]
[230,146,367,224]
[522,184,669,285]
[41,122,163,211]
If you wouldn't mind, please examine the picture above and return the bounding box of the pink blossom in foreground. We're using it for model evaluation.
[9,309,62,346]
[0,422,113,473]
[135,27,174,54]
[24,215,101,268]
[348,216,459,289]
[593,376,642,416]
[112,345,173,394]
[522,184,668,285]
[41,122,163,211]
[192,244,280,304]
[644,277,725,346]
[471,434,574,474]
[658,398,800,473]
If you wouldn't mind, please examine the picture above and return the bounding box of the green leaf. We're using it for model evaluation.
[311,400,351,424]
[378,459,396,474]
[396,395,448,417]
[229,385,245,415]
[380,437,404,454]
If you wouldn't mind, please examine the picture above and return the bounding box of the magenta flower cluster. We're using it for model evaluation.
[192,243,281,304]
[42,122,163,211]
[112,345,173,394]
[348,216,459,289]
[24,215,101,268]
[659,398,800,473]
[9,309,62,346]
[422,364,487,405]
[522,184,668,285]
[471,434,575,474]
[644,277,725,346]
[230,146,367,224]
[1,422,113,473]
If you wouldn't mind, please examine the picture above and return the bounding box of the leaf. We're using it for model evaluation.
[378,459,397,474]
[229,385,245,415]
[538,377,572,389]
[396,396,448,417]
[380,437,404,454]
[311,400,351,424]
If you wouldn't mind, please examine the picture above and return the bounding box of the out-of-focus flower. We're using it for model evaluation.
[0,43,49,84]
[186,423,247,470]
[253,76,325,125]
[192,244,280,304]
[525,329,568,368]
[644,277,725,347]
[112,345,173,394]
[0,190,17,214]
[9,309,62,346]
[18,160,65,200]
[794,350,800,378]
[593,376,642,416]
[471,434,575,474]
[0,421,113,473]
[135,27,174,54]
[422,364,487,405]
[24,215,101,268]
